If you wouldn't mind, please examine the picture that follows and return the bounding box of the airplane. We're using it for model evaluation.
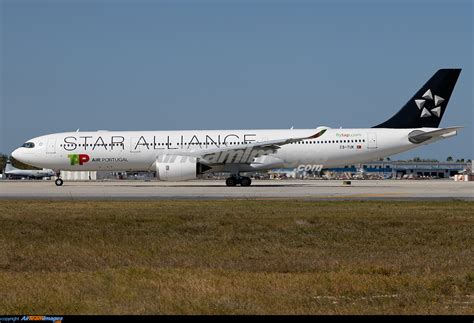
[4,159,55,179]
[11,69,462,187]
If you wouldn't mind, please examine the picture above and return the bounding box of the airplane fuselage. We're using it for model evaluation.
[11,127,444,173]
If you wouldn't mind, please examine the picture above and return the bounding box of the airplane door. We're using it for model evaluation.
[46,138,56,154]
[367,133,377,149]
[130,137,141,153]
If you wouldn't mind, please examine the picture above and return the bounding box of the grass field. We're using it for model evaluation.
[0,200,473,314]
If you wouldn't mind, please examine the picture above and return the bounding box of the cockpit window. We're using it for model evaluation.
[22,142,35,148]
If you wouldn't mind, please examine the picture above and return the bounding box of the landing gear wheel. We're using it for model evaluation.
[55,178,64,186]
[240,177,252,187]
[226,177,238,187]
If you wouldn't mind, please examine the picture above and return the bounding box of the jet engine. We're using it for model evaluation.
[155,155,211,181]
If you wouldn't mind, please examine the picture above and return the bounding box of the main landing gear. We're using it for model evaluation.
[225,176,252,187]
[54,172,63,186]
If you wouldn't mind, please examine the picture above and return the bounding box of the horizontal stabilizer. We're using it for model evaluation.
[408,126,462,144]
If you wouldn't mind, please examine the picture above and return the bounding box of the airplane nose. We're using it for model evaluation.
[11,148,22,161]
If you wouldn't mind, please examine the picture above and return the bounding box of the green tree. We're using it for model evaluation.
[0,154,7,172]
[446,156,453,162]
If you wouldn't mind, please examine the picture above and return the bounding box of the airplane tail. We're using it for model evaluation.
[373,69,461,128]
[5,160,14,172]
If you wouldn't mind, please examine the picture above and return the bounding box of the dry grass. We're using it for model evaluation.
[0,200,472,314]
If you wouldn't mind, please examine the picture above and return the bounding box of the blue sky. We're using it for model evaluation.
[1,0,472,160]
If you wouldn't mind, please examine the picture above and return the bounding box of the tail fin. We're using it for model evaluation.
[373,69,461,128]
[5,160,14,172]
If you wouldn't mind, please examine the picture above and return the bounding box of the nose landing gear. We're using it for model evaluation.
[54,171,63,186]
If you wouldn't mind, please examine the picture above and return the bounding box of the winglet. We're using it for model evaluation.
[308,128,327,139]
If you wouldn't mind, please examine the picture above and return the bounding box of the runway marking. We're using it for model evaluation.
[1,180,472,201]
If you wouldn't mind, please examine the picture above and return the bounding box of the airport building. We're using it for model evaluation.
[274,161,471,180]
[335,161,469,179]
[60,171,97,181]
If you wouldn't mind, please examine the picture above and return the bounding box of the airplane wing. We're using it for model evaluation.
[165,128,328,165]
[408,126,462,144]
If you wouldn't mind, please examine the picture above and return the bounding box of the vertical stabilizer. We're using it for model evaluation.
[373,69,461,128]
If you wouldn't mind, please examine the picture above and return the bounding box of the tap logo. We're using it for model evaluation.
[68,154,90,166]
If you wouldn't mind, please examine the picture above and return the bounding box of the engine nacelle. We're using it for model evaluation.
[155,155,211,181]
[155,155,197,181]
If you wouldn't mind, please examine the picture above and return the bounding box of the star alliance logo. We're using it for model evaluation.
[415,89,444,118]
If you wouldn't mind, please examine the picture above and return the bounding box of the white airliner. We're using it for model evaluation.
[11,69,462,187]
[4,160,55,179]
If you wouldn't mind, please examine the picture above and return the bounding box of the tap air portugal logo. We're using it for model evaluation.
[415,89,444,119]
[68,154,90,166]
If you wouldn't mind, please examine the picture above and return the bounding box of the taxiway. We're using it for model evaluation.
[0,179,472,200]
